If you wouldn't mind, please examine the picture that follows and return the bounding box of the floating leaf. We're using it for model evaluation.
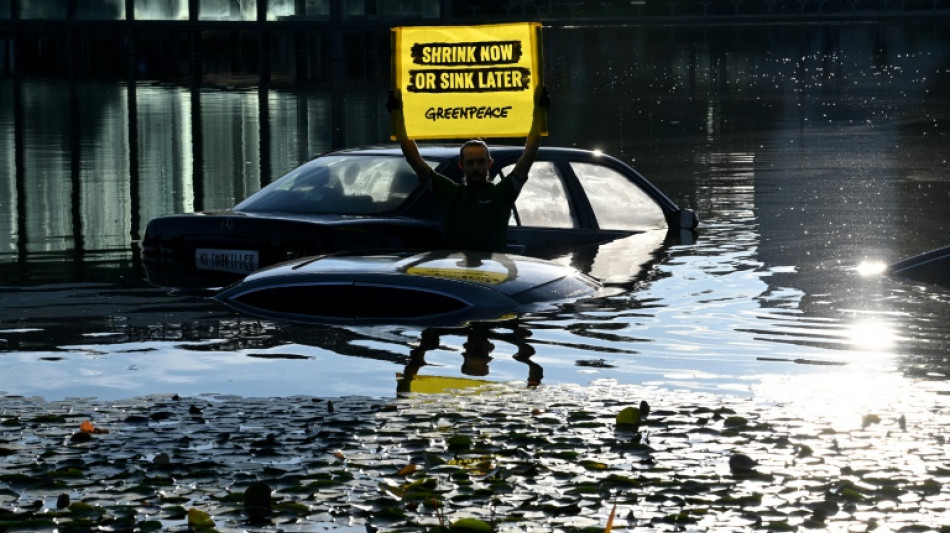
[765,520,795,532]
[604,473,641,488]
[447,435,473,453]
[379,481,407,500]
[912,479,941,495]
[0,383,946,531]
[244,481,272,522]
[163,505,187,519]
[616,407,640,429]
[69,432,93,443]
[275,501,311,516]
[839,488,865,501]
[397,464,418,476]
[450,517,492,533]
[187,508,216,531]
[401,477,438,497]
[153,452,171,465]
[729,453,757,474]
[68,501,105,517]
[723,416,748,427]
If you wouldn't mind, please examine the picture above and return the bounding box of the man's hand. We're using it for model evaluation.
[509,86,548,183]
[388,88,432,182]
[388,89,408,141]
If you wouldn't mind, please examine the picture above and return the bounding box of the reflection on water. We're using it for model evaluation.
[0,78,373,262]
[1,22,949,401]
[397,322,544,394]
[13,0,434,21]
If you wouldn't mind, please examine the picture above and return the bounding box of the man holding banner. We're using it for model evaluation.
[389,88,548,253]
[389,22,549,253]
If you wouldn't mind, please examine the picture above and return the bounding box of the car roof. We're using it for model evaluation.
[322,144,608,162]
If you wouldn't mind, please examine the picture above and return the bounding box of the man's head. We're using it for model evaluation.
[458,139,492,187]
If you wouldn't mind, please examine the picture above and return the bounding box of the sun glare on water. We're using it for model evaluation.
[845,319,897,351]
[856,259,887,277]
[755,318,903,431]
[755,367,907,431]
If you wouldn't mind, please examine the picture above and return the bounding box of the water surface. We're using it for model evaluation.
[1,22,948,405]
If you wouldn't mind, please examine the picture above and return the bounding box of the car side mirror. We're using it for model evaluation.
[674,209,699,230]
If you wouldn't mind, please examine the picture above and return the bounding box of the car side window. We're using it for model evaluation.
[569,162,667,230]
[501,161,576,228]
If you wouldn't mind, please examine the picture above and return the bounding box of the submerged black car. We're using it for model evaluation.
[213,250,603,327]
[141,145,697,289]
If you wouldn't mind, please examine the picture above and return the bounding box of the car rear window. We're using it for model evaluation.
[235,155,437,215]
[570,162,667,231]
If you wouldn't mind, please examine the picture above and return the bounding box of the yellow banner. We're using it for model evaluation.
[391,22,545,140]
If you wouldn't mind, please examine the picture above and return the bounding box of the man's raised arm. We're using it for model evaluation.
[388,90,433,183]
[507,86,550,183]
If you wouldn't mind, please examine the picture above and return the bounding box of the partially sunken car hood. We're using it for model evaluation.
[243,250,587,296]
[214,250,601,326]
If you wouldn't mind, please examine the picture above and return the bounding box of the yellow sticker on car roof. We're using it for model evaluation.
[406,266,509,285]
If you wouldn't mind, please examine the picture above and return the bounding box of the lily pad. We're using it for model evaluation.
[450,517,492,533]
[0,384,946,532]
[615,407,640,429]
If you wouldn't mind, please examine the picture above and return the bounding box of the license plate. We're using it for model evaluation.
[195,248,259,274]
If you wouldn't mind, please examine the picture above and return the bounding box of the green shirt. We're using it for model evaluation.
[429,171,523,252]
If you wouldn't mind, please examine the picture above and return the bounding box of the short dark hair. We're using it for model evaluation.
[459,139,491,162]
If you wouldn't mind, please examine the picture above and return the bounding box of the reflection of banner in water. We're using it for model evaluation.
[391,22,544,140]
[395,373,493,394]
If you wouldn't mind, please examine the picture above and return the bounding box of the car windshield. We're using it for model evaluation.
[235,155,434,215]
